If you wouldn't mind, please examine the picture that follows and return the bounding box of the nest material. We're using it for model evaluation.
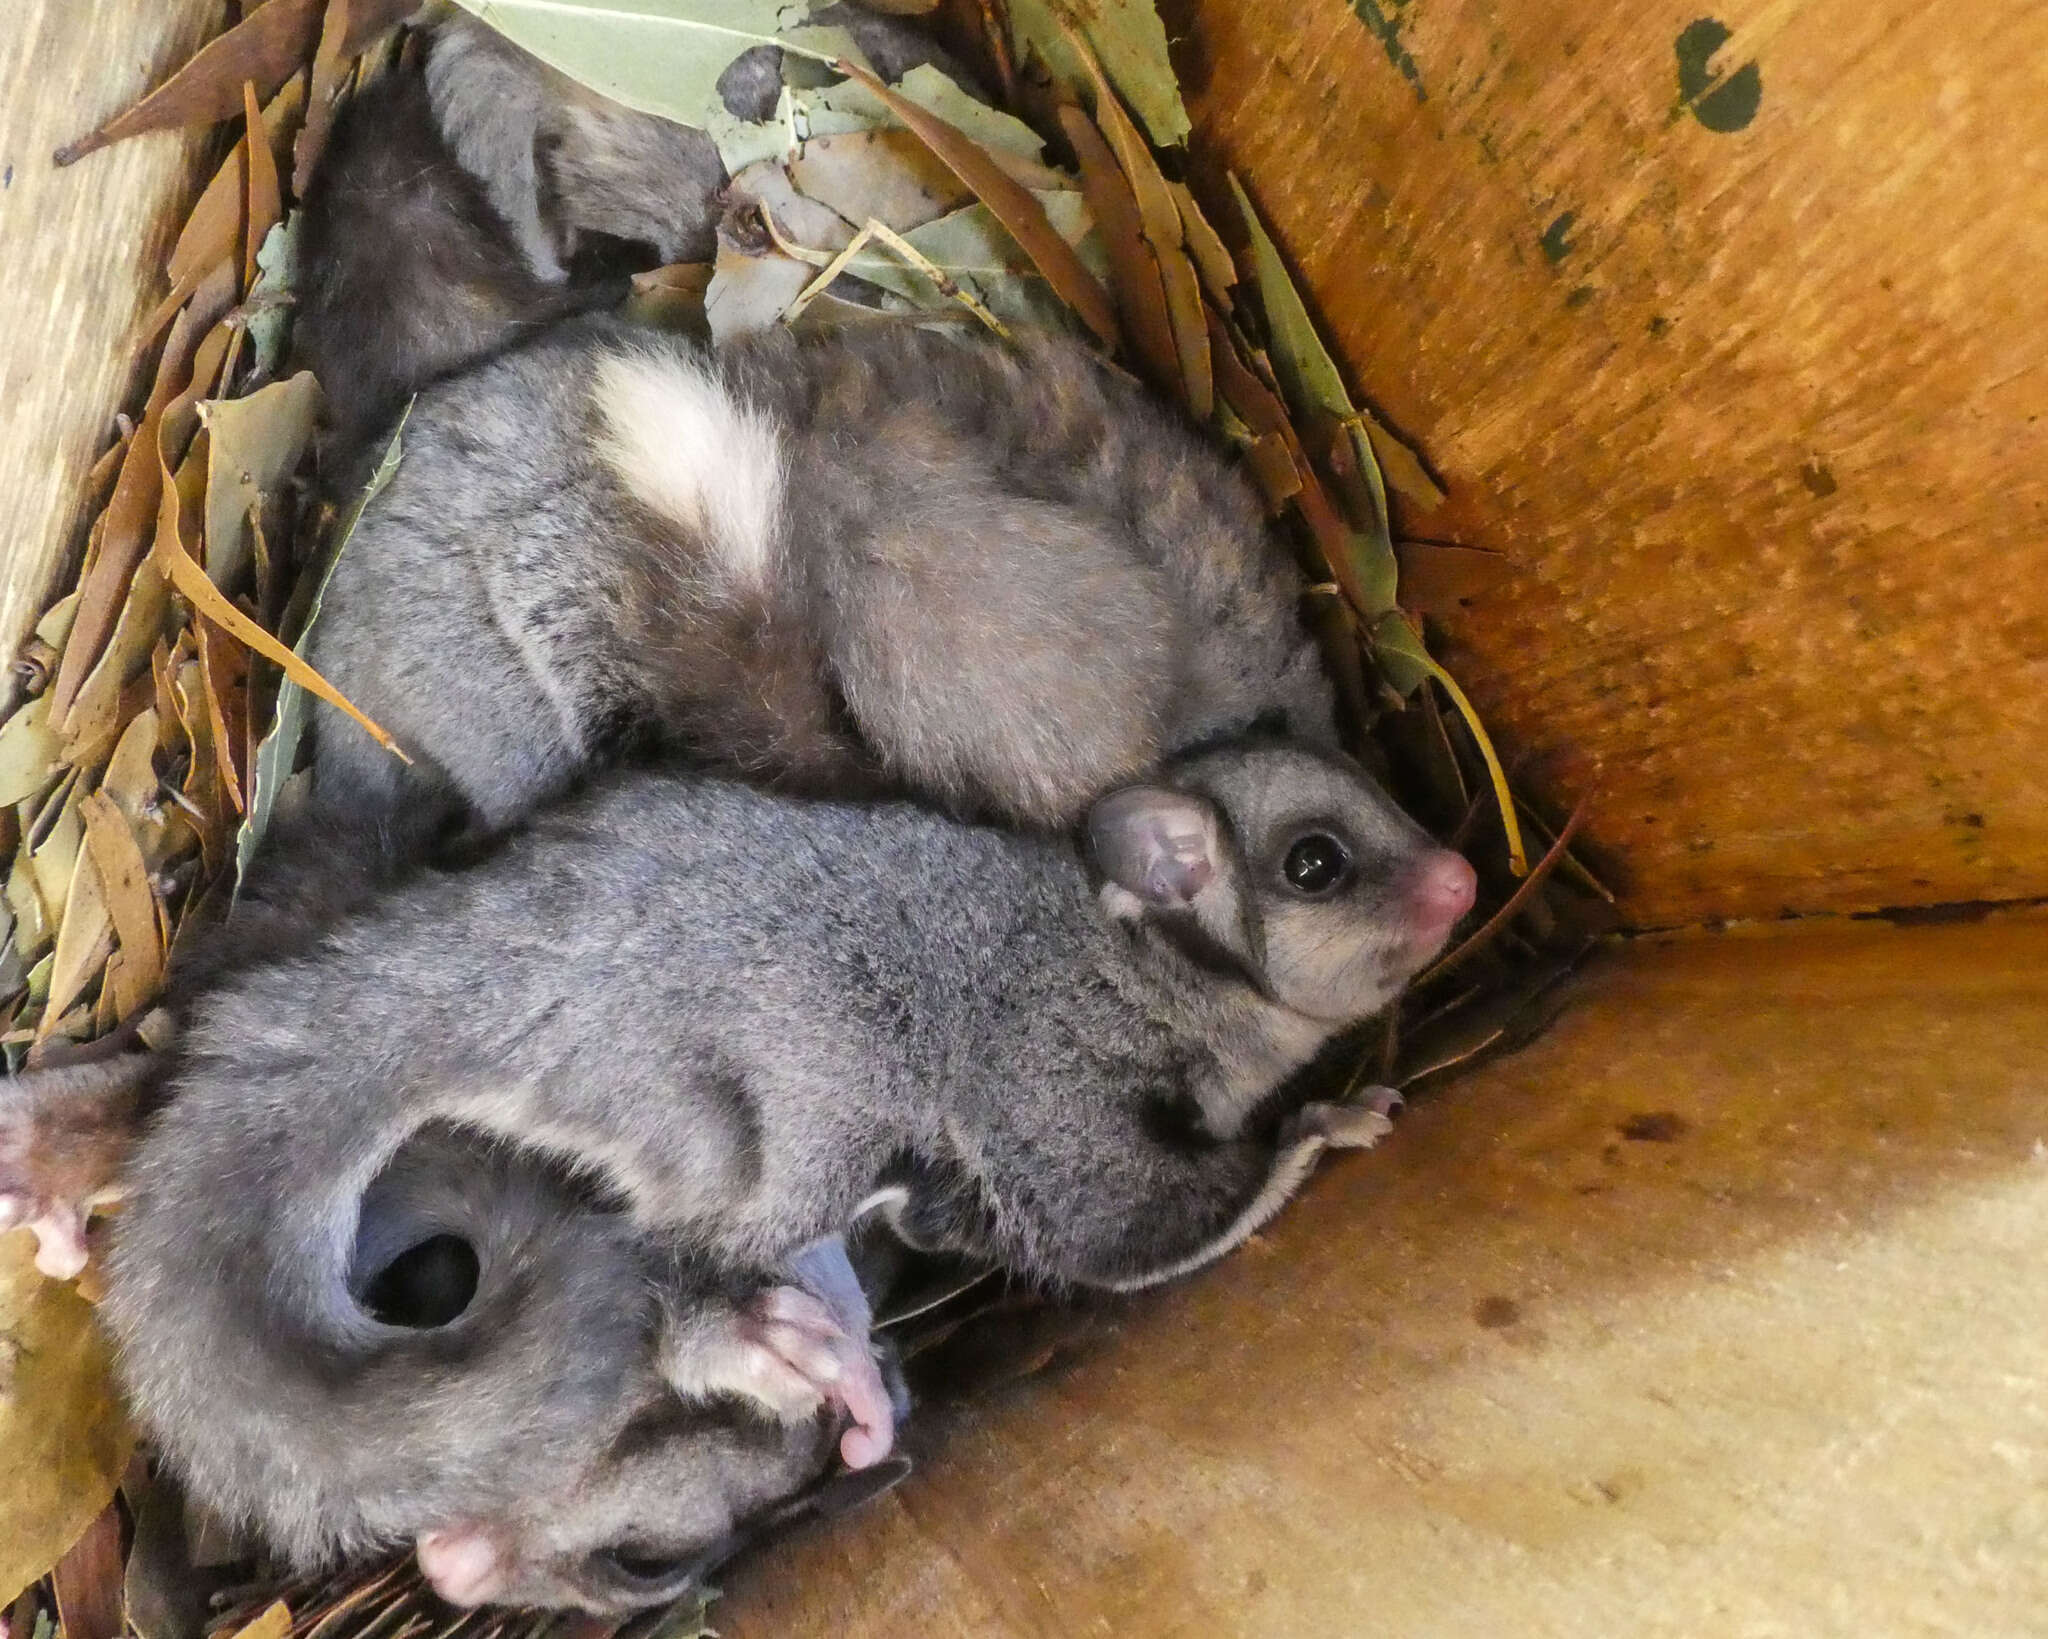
[0,1,1612,1633]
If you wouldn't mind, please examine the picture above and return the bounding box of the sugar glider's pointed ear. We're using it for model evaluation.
[1087,787,1225,906]
[1087,787,1264,984]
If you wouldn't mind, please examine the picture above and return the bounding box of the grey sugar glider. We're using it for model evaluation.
[296,4,971,453]
[103,739,1475,1608]
[306,312,1337,834]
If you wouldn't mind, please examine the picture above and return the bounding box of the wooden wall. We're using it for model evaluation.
[0,0,223,701]
[1176,0,2048,925]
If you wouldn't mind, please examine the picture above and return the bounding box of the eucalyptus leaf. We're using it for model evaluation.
[243,216,300,384]
[1007,0,1190,148]
[454,0,856,133]
[233,412,409,897]
[199,373,324,595]
[839,192,1104,333]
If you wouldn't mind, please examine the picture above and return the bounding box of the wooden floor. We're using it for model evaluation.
[722,915,2048,1637]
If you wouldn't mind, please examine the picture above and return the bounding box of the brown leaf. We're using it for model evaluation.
[1056,106,1177,396]
[243,83,282,290]
[152,440,409,763]
[1166,180,1234,299]
[51,278,236,728]
[81,793,167,1018]
[51,1499,125,1639]
[786,128,969,234]
[830,58,1118,348]
[40,835,113,1042]
[0,1233,134,1606]
[293,0,354,199]
[226,1602,292,1639]
[196,624,251,816]
[1048,16,1210,415]
[54,0,325,166]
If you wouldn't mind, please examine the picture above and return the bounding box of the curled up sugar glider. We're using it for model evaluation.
[100,738,1474,1607]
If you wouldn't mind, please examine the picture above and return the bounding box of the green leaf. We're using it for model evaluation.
[1231,175,1403,618]
[1006,0,1190,148]
[232,411,409,897]
[455,0,853,131]
[199,372,325,595]
[834,192,1105,333]
[243,215,300,382]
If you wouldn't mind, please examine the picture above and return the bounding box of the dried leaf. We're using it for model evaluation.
[200,374,325,593]
[1048,18,1208,413]
[152,437,408,763]
[293,0,355,197]
[623,261,713,336]
[1056,106,1177,395]
[831,57,1118,347]
[786,128,969,233]
[225,1602,292,1639]
[1393,541,1512,614]
[1006,0,1190,148]
[49,281,235,724]
[123,1470,212,1639]
[1360,418,1446,511]
[243,83,282,290]
[197,624,252,816]
[53,0,325,165]
[8,848,50,963]
[58,564,175,773]
[169,145,248,294]
[40,838,113,1036]
[0,699,66,810]
[705,243,815,346]
[1166,180,1233,299]
[806,64,1058,167]
[0,1232,134,1605]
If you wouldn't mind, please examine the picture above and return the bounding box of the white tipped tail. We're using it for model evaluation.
[592,350,786,595]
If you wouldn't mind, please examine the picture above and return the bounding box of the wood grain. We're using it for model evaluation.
[0,0,226,716]
[1171,0,2048,925]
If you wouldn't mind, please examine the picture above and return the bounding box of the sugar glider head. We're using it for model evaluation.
[1088,740,1477,1026]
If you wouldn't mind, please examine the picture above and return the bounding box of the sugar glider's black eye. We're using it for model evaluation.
[361,1234,480,1328]
[585,1545,709,1601]
[1283,833,1351,895]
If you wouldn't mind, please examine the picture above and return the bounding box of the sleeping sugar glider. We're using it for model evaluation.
[102,740,1475,1607]
[296,4,972,454]
[305,313,1339,835]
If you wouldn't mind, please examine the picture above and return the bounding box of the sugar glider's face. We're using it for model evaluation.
[415,1396,864,1612]
[1089,742,1477,1024]
[345,1136,871,1613]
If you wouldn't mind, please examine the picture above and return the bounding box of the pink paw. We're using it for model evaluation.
[744,1287,896,1470]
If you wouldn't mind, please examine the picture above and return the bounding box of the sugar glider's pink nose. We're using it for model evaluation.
[1406,850,1478,939]
[418,1526,506,1607]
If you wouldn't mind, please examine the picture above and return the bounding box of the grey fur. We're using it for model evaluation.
[308,316,1334,832]
[104,741,1466,1601]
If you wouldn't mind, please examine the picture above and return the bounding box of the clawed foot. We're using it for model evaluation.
[740,1286,897,1470]
[0,1053,161,1280]
[1286,1087,1403,1152]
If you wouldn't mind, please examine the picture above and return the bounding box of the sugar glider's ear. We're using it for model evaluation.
[1087,787,1225,906]
[1087,787,1264,984]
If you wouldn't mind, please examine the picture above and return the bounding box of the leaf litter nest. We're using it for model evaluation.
[0,1,1614,1634]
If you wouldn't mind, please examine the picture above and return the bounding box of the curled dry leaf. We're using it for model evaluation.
[200,374,325,593]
